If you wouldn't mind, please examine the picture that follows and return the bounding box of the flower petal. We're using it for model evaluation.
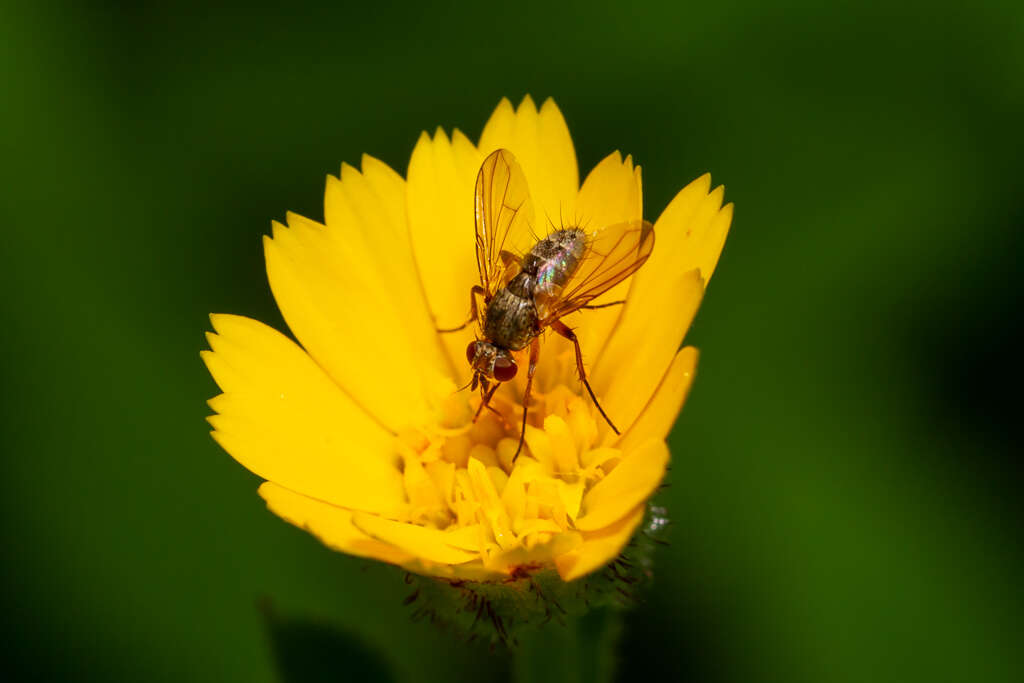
[478,96,578,231]
[587,177,728,435]
[575,439,668,532]
[259,483,414,565]
[592,269,704,440]
[616,346,699,451]
[264,158,450,431]
[328,155,450,370]
[574,151,644,236]
[351,512,482,565]
[202,314,405,514]
[640,174,732,289]
[555,502,645,581]
[406,127,483,384]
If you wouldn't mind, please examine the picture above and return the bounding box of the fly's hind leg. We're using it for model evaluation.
[550,319,620,435]
[437,285,485,333]
[513,337,541,462]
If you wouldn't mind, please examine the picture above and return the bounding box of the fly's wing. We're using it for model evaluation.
[538,220,655,324]
[475,149,536,300]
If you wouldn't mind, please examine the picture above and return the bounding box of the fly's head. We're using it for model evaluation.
[466,340,518,391]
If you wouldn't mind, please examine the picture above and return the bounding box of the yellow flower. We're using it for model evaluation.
[202,96,731,584]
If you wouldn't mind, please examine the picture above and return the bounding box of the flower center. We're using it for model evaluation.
[393,359,623,575]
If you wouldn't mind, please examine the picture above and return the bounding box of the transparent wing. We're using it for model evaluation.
[475,149,536,298]
[538,220,655,324]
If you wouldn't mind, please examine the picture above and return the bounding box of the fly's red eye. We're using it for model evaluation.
[466,342,478,365]
[493,357,518,382]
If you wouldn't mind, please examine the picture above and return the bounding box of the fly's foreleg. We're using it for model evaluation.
[437,285,485,333]
[473,382,499,423]
[483,400,512,431]
[513,337,541,462]
[472,380,512,430]
[551,319,620,435]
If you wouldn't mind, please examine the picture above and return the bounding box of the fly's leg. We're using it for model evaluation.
[437,285,485,333]
[551,319,620,435]
[513,337,541,462]
[484,401,512,431]
[581,300,625,310]
[473,382,512,430]
[473,382,499,423]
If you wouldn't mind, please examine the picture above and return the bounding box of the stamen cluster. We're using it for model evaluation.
[396,382,621,578]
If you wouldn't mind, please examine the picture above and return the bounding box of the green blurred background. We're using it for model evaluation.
[2,1,1022,681]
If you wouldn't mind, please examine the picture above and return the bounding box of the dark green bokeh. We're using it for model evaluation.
[2,1,1022,681]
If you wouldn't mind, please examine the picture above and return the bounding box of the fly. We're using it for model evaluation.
[440,149,655,460]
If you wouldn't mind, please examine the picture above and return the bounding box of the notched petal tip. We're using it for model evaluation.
[450,127,474,148]
[339,160,360,181]
[208,312,256,336]
[205,392,227,414]
[284,211,323,231]
[266,222,287,243]
[515,94,538,115]
[538,96,563,114]
[706,185,725,210]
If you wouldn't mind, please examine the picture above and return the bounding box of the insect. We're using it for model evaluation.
[440,148,655,460]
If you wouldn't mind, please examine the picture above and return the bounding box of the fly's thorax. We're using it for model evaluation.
[521,228,587,298]
[483,288,537,351]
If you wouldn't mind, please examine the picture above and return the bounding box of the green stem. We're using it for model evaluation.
[512,607,623,683]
